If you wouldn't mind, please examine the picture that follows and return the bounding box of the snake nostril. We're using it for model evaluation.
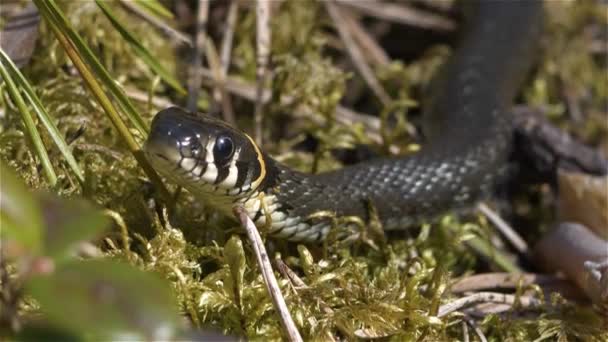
[179,139,202,159]
[191,146,201,158]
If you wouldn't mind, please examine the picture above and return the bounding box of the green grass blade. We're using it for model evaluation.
[0,54,57,186]
[33,0,170,201]
[0,49,85,185]
[96,0,186,96]
[39,0,149,137]
[132,0,174,20]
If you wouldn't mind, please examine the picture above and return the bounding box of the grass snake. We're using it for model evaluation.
[144,1,544,242]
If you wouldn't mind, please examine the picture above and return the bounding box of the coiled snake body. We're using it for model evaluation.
[145,1,544,242]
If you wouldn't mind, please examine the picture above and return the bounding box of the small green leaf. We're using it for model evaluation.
[27,260,182,340]
[0,162,43,254]
[224,235,246,310]
[38,194,110,260]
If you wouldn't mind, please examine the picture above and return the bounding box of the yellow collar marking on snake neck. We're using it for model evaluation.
[245,133,266,190]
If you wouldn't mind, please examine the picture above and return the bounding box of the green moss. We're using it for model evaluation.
[1,0,606,340]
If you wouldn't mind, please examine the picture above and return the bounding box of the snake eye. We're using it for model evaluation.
[213,135,234,162]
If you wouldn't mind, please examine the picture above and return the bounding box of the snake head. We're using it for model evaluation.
[145,107,266,199]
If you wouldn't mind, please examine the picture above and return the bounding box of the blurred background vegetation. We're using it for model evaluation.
[0,0,606,340]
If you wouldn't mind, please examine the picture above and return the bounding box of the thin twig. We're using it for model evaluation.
[119,0,191,47]
[465,317,487,342]
[187,0,209,111]
[195,66,395,149]
[341,9,390,66]
[275,259,308,289]
[254,0,271,145]
[204,38,236,125]
[335,0,456,32]
[451,272,578,294]
[463,302,513,317]
[461,320,469,342]
[232,206,303,342]
[412,0,455,14]
[477,203,529,256]
[132,67,384,144]
[437,292,542,318]
[125,87,174,108]
[326,0,392,107]
[216,0,239,125]
[220,1,238,77]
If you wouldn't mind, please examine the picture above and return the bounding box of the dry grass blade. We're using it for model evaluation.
[341,9,390,66]
[275,258,308,289]
[232,206,303,342]
[205,33,235,125]
[216,0,239,125]
[220,1,238,77]
[438,292,542,318]
[326,1,392,107]
[451,272,577,294]
[461,320,469,342]
[412,0,454,14]
[465,317,487,342]
[196,66,390,148]
[477,203,529,256]
[119,0,191,47]
[254,0,271,146]
[125,87,174,108]
[187,0,209,111]
[335,0,455,31]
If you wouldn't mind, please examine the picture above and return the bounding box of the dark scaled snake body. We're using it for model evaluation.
[144,1,544,242]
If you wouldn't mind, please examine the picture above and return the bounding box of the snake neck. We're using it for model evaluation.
[230,157,332,242]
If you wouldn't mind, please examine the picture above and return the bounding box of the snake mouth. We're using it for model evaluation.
[145,109,207,180]
[145,138,182,170]
[153,152,170,161]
